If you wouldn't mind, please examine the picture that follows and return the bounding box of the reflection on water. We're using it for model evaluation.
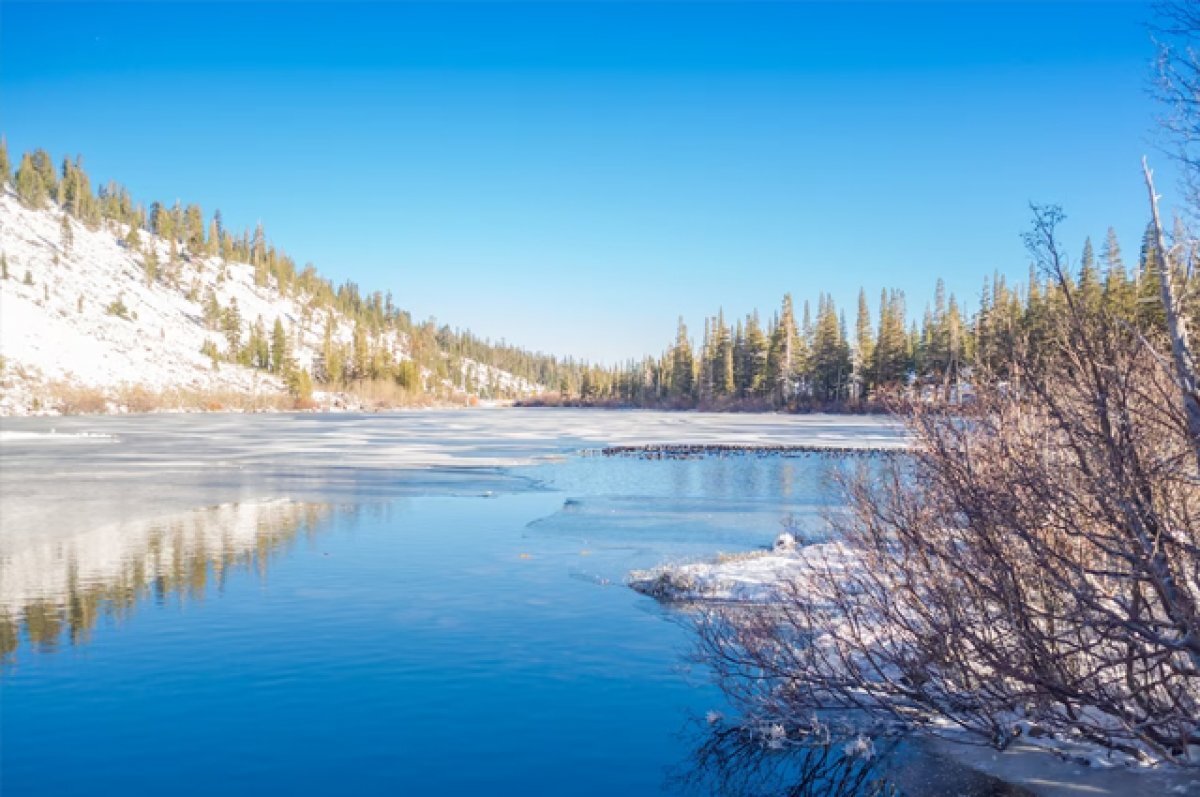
[0,499,328,659]
[0,414,1059,795]
[676,725,1034,797]
[677,725,900,797]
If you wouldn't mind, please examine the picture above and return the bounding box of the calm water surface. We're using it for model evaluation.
[1,411,1025,796]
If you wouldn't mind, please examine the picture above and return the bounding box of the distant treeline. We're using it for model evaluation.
[523,227,1171,411]
[1,141,1173,410]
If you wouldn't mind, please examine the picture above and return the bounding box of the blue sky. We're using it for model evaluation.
[0,1,1174,362]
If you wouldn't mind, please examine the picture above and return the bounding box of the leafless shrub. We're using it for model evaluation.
[696,203,1200,766]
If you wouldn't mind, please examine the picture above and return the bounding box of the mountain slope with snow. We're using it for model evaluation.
[0,190,540,414]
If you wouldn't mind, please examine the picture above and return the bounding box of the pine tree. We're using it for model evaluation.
[184,204,205,253]
[149,202,167,237]
[320,317,343,385]
[222,298,243,359]
[252,222,268,286]
[58,156,78,214]
[668,317,695,402]
[698,317,714,403]
[873,289,908,391]
[0,137,9,187]
[142,244,162,284]
[739,312,768,399]
[943,293,965,401]
[271,317,289,374]
[352,323,369,381]
[246,317,269,368]
[732,318,748,396]
[854,288,874,399]
[766,294,803,406]
[707,310,734,399]
[1078,236,1101,308]
[811,294,851,402]
[1137,221,1166,327]
[30,150,57,199]
[14,153,47,207]
[287,368,314,403]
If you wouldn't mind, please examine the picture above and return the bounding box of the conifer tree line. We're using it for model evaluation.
[0,141,583,400]
[0,140,1177,409]
[549,225,1176,410]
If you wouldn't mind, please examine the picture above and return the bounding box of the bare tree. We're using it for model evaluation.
[1154,0,1200,214]
[697,205,1200,766]
[1144,159,1200,471]
[691,3,1200,765]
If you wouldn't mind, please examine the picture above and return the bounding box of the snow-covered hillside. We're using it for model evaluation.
[0,190,539,414]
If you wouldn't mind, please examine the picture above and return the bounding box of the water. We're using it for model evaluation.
[0,410,1034,796]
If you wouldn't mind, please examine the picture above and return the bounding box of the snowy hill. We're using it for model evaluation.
[0,190,540,414]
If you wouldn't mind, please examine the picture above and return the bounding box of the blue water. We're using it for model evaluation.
[0,411,1025,796]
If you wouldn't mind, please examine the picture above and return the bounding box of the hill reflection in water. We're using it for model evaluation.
[0,499,330,658]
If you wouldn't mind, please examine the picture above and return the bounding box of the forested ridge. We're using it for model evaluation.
[1,139,1174,411]
[0,140,583,403]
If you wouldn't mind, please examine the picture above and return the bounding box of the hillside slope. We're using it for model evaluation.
[0,189,540,414]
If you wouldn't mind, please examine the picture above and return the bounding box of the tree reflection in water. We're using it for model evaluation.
[674,722,1033,797]
[0,499,330,660]
[674,722,899,797]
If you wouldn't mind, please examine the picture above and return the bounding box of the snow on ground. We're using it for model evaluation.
[0,191,291,410]
[629,536,853,602]
[0,190,538,414]
[457,357,541,398]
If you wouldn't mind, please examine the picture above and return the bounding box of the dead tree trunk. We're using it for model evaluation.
[1144,157,1200,471]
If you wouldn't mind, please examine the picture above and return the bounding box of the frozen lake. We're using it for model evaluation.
[0,410,1112,795]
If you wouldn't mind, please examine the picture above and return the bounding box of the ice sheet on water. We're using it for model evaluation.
[528,495,827,548]
[0,410,901,609]
[1,409,902,538]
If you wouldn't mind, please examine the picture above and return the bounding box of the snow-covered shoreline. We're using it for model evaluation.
[630,540,1200,796]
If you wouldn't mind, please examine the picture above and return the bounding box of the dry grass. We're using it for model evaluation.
[115,384,161,414]
[36,382,300,415]
[713,549,770,565]
[45,381,110,414]
[19,377,502,416]
[342,379,427,410]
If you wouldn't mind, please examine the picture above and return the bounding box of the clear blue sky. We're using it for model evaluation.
[0,1,1175,363]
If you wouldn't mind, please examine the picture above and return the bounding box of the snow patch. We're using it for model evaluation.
[628,541,853,603]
